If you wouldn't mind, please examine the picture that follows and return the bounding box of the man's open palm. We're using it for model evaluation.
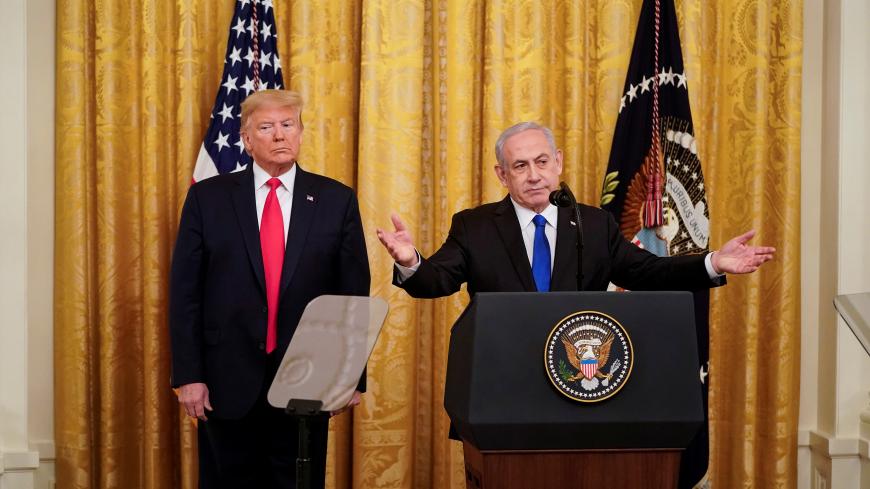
[712,230,776,274]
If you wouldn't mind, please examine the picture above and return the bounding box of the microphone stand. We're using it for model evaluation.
[550,182,584,291]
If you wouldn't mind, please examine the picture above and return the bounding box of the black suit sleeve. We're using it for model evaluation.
[338,192,371,297]
[605,211,722,291]
[393,211,470,298]
[338,192,371,393]
[169,185,207,388]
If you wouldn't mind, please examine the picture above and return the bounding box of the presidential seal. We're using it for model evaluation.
[544,311,633,402]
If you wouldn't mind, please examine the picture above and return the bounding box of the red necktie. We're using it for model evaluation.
[260,178,284,353]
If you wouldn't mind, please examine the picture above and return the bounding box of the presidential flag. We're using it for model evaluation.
[600,1,711,487]
[192,0,284,182]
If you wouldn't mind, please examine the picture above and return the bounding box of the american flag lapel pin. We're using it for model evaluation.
[306,194,315,202]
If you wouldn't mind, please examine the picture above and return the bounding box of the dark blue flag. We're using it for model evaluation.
[600,1,711,487]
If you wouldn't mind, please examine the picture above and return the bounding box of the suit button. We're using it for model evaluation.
[258,342,265,351]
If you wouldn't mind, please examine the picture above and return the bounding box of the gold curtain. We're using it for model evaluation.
[54,0,802,488]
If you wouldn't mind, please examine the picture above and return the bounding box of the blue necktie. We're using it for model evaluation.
[532,214,551,292]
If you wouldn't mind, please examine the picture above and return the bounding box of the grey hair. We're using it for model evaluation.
[494,122,557,167]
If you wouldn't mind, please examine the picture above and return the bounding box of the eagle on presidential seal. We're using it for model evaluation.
[559,325,623,392]
[545,312,632,402]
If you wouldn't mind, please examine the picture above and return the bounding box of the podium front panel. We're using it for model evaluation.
[444,291,704,450]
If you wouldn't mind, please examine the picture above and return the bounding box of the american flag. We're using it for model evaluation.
[192,0,284,182]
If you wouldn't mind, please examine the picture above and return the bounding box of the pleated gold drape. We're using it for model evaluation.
[55,1,802,488]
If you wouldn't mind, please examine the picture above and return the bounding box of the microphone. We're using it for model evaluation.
[548,182,584,291]
[549,182,575,208]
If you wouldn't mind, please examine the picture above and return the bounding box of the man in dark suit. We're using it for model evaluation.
[377,121,774,296]
[170,90,370,489]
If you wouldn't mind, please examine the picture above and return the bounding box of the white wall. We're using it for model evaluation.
[0,0,34,482]
[26,0,56,484]
[0,0,56,487]
[799,0,870,487]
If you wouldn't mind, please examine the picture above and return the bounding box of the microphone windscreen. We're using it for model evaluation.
[549,188,573,208]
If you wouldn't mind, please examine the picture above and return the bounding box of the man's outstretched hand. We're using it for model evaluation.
[376,213,418,268]
[711,230,776,274]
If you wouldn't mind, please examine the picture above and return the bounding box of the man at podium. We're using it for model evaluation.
[377,121,774,296]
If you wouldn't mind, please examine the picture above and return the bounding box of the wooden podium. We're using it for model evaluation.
[462,443,681,488]
[444,292,704,489]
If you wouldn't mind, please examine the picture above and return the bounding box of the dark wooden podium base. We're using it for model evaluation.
[462,441,681,489]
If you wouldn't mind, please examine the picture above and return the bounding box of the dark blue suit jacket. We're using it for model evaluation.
[169,164,370,419]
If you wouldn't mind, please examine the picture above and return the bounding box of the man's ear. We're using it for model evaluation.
[240,131,251,154]
[493,164,508,187]
[554,149,564,175]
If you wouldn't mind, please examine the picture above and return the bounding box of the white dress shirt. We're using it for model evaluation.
[510,198,558,271]
[253,162,296,246]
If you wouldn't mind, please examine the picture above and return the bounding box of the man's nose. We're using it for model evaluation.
[273,126,285,140]
[527,165,542,181]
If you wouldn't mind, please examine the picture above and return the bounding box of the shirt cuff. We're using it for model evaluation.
[394,251,422,283]
[705,252,723,279]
